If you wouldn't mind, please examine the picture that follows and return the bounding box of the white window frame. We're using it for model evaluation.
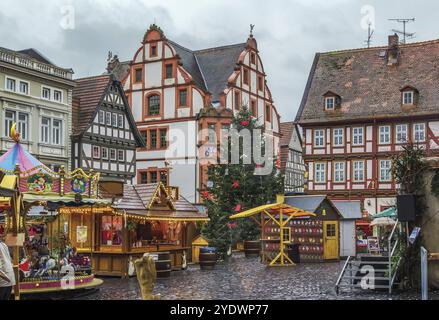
[379,126,390,144]
[413,123,426,143]
[41,86,51,100]
[352,127,364,146]
[333,128,344,146]
[18,81,29,95]
[53,90,63,103]
[118,150,125,162]
[325,97,335,110]
[102,147,109,160]
[52,119,62,145]
[5,77,16,92]
[379,160,392,182]
[99,110,105,124]
[92,146,101,159]
[403,91,414,105]
[111,113,117,127]
[333,161,345,183]
[41,117,51,144]
[314,129,325,147]
[17,112,29,141]
[118,114,124,128]
[105,112,111,126]
[4,110,15,138]
[110,148,117,161]
[395,124,408,144]
[315,162,326,183]
[353,160,365,182]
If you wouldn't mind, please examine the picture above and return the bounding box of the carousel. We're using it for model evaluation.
[0,124,107,296]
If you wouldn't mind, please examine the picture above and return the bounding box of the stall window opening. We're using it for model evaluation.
[101,215,123,246]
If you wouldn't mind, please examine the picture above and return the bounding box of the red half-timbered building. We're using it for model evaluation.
[296,34,439,215]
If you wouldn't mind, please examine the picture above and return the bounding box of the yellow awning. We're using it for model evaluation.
[230,202,316,219]
[0,175,18,205]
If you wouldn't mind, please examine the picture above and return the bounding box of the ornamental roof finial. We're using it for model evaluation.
[250,24,255,37]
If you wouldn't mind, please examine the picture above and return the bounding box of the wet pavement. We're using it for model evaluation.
[71,253,437,300]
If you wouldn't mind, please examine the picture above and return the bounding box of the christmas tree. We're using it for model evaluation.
[201,107,283,258]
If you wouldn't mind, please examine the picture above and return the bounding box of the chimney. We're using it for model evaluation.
[387,33,400,66]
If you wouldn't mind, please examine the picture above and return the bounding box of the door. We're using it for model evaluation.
[323,221,339,260]
[339,221,356,257]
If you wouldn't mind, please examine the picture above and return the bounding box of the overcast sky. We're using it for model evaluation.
[1,0,438,121]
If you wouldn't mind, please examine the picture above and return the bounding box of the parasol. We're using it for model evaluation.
[370,217,397,227]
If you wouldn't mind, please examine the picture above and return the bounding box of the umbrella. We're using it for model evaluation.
[374,207,397,219]
[370,217,397,227]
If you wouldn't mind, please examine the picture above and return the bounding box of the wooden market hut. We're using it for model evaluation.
[230,195,316,267]
[90,182,209,277]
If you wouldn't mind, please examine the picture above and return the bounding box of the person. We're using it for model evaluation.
[0,236,16,300]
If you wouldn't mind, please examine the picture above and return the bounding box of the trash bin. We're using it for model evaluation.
[288,243,300,264]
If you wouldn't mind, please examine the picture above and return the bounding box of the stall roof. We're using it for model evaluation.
[230,202,316,219]
[332,200,362,220]
[284,195,327,213]
[114,183,209,222]
[0,175,18,205]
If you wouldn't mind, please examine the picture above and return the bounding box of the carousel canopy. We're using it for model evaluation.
[0,142,53,177]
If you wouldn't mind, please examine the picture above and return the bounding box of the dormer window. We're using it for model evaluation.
[400,86,419,106]
[323,91,341,111]
[325,97,335,110]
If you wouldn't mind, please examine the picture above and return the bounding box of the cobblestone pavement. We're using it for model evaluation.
[72,253,438,300]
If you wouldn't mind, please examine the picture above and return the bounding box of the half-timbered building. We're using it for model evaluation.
[296,34,439,215]
[108,24,281,203]
[71,74,145,188]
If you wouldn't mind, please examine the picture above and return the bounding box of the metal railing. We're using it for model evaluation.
[335,256,352,294]
[388,219,402,294]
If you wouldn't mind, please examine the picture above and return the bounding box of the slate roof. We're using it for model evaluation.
[296,38,439,124]
[331,200,362,220]
[284,195,326,213]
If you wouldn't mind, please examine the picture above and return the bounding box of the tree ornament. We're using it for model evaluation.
[235,204,242,212]
[240,120,250,126]
[232,180,240,189]
[201,191,210,199]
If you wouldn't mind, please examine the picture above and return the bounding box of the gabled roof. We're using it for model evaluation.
[332,200,362,220]
[280,122,302,147]
[296,38,439,124]
[72,74,145,146]
[284,195,327,213]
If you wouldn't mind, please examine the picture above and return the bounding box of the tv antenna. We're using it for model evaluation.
[364,22,374,48]
[388,18,415,44]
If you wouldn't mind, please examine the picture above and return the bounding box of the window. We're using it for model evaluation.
[314,129,325,147]
[165,64,173,79]
[160,129,167,148]
[150,130,157,149]
[135,69,142,83]
[334,162,345,183]
[52,119,62,145]
[138,169,168,185]
[326,224,336,237]
[92,146,100,159]
[102,147,108,160]
[258,76,263,91]
[101,215,123,246]
[110,149,117,161]
[140,172,148,184]
[111,113,117,127]
[414,123,425,142]
[403,91,414,105]
[353,161,365,182]
[140,131,147,146]
[395,124,408,144]
[147,95,160,116]
[19,81,29,95]
[54,90,62,102]
[17,113,28,141]
[333,128,344,146]
[234,91,241,110]
[315,163,326,183]
[325,97,335,110]
[243,69,249,85]
[118,114,124,128]
[99,110,105,124]
[150,44,157,57]
[6,78,16,91]
[265,104,271,122]
[105,112,111,125]
[118,150,124,161]
[352,127,364,146]
[150,171,158,183]
[250,52,256,64]
[250,100,257,116]
[41,117,50,144]
[379,160,392,182]
[42,87,51,100]
[379,126,390,144]
[208,124,216,144]
[4,110,15,138]
[179,89,187,107]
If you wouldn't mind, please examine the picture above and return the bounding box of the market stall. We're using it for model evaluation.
[91,183,209,277]
[0,128,106,294]
[230,195,316,267]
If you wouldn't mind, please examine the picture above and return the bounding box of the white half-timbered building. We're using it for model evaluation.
[108,24,281,203]
[71,74,145,187]
[296,34,439,215]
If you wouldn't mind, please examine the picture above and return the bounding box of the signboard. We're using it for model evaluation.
[76,226,88,244]
[409,227,421,245]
